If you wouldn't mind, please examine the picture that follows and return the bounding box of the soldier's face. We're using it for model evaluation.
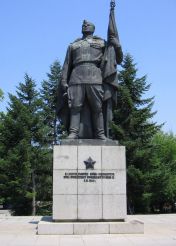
[82,23,94,34]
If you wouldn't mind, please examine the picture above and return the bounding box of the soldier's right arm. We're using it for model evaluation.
[61,45,73,91]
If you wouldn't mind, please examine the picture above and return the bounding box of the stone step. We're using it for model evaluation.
[38,217,144,235]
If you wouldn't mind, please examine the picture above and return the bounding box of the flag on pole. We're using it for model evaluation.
[108,1,120,44]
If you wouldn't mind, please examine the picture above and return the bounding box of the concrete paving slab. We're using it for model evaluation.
[60,237,84,246]
[8,235,38,246]
[36,235,59,246]
[82,236,110,246]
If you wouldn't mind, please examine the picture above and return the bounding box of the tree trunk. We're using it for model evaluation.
[31,170,36,216]
[53,115,57,145]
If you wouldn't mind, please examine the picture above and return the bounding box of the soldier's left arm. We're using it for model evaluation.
[109,37,123,64]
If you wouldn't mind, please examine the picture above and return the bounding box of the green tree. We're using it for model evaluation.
[0,107,5,206]
[0,88,4,101]
[147,132,176,212]
[111,54,160,213]
[0,74,52,215]
[40,60,62,145]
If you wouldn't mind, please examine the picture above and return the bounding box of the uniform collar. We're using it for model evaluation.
[83,35,93,40]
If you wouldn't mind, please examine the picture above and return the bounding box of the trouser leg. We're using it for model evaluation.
[86,85,106,140]
[92,111,106,140]
[67,108,80,139]
[67,85,84,139]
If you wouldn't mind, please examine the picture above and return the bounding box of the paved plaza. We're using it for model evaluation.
[0,214,176,246]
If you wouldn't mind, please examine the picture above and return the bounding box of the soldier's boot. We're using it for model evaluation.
[92,112,106,140]
[67,109,80,139]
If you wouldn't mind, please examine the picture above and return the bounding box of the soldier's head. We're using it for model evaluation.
[82,20,95,35]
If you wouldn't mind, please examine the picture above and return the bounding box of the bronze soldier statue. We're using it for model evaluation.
[58,1,123,139]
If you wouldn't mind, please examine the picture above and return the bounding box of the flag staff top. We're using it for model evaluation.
[110,0,116,10]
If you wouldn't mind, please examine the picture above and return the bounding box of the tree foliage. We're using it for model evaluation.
[0,88,4,101]
[147,132,176,212]
[111,54,160,213]
[0,74,52,215]
[40,60,62,145]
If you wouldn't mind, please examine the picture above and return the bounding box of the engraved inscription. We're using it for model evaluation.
[63,172,115,183]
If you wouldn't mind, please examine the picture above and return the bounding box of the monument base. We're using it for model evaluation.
[52,143,127,221]
[38,217,144,235]
[38,141,144,235]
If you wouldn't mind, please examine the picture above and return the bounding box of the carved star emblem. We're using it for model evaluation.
[84,157,96,170]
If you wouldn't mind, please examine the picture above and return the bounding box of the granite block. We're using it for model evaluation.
[53,195,77,221]
[53,145,77,170]
[102,146,126,170]
[78,146,101,170]
[102,170,126,195]
[53,170,77,195]
[103,194,127,220]
[78,195,102,220]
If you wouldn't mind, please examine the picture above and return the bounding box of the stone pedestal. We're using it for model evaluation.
[38,140,144,234]
[53,141,126,221]
[38,217,144,235]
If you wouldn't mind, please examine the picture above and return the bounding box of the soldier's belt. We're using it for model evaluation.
[73,61,100,68]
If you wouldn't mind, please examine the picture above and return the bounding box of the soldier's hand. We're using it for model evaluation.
[109,37,120,48]
[61,83,68,93]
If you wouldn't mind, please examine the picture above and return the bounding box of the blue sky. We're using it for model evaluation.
[0,0,176,133]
